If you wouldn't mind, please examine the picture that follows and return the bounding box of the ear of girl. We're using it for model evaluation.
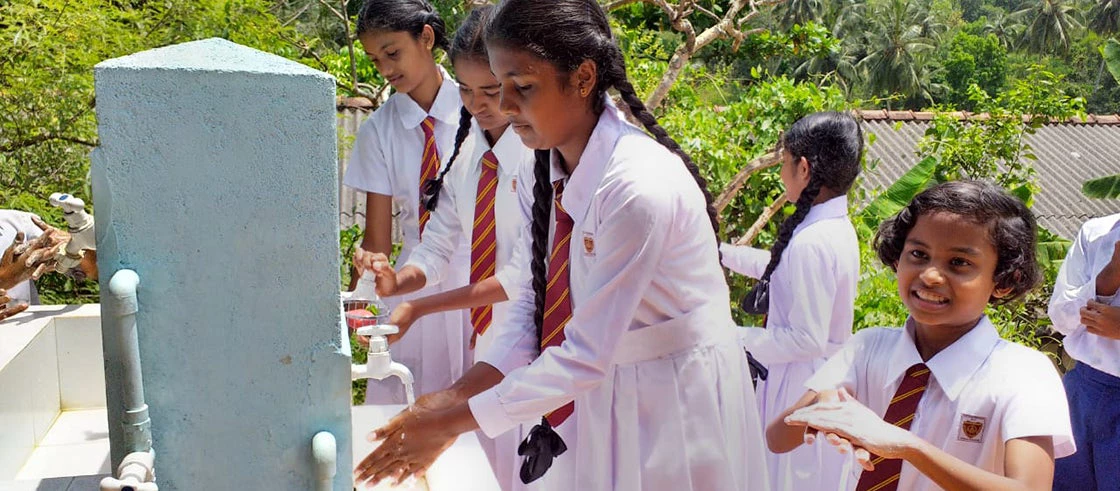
[356,0,449,111]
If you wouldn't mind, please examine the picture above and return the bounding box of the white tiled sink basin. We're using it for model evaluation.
[1,306,502,490]
[352,405,501,491]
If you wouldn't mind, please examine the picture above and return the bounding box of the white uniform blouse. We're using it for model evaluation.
[465,99,770,490]
[720,195,859,364]
[1048,213,1120,378]
[342,65,471,269]
[806,317,1075,491]
[403,123,536,358]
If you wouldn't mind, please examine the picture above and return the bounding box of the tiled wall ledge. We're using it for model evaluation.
[0,305,105,480]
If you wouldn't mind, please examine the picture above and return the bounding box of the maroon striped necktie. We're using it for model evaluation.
[541,180,574,427]
[417,116,441,235]
[855,363,931,491]
[468,150,500,348]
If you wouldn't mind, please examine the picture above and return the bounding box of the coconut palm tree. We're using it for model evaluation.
[1012,0,1083,54]
[778,0,825,29]
[979,10,1026,50]
[1089,0,1120,35]
[856,0,937,108]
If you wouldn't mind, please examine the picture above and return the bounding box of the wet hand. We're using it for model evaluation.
[1081,300,1120,340]
[385,302,417,345]
[786,387,917,468]
[0,288,29,321]
[354,394,458,487]
[353,249,398,296]
[0,232,54,289]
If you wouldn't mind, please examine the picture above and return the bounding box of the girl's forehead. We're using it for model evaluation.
[361,29,417,50]
[910,211,996,251]
[487,45,556,77]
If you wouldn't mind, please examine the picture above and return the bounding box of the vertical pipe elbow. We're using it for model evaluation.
[312,431,337,491]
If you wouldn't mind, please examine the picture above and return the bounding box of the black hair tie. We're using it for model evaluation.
[518,417,567,483]
[422,177,442,211]
[739,279,770,315]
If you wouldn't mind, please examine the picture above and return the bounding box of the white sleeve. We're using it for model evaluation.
[804,328,869,396]
[1048,224,1095,336]
[741,241,837,365]
[479,157,541,375]
[403,168,466,286]
[719,243,770,279]
[342,118,393,196]
[469,179,671,438]
[1000,351,1076,458]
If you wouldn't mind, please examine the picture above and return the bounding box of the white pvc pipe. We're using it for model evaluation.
[107,269,151,454]
[312,431,337,491]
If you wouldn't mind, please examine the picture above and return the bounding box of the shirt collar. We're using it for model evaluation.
[475,123,524,177]
[395,65,461,129]
[794,195,849,234]
[885,316,1001,401]
[549,96,626,223]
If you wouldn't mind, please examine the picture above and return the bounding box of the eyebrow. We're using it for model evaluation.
[906,238,981,256]
[454,79,501,90]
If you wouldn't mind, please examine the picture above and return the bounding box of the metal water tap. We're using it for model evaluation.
[48,192,95,273]
[351,323,416,405]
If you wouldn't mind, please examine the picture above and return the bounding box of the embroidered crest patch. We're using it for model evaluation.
[582,232,595,256]
[958,414,986,443]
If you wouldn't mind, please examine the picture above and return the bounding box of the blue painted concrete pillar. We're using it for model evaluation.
[91,38,351,490]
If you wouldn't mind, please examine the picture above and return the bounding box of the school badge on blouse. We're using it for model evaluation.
[582,232,595,256]
[958,414,986,443]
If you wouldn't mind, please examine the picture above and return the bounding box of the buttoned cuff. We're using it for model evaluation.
[1097,291,1120,306]
[468,387,519,438]
[493,264,521,301]
[739,326,764,351]
[479,329,534,375]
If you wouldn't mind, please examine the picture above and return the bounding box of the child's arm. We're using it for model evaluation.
[766,389,825,453]
[718,243,769,278]
[903,435,1054,491]
[386,277,509,344]
[786,394,1055,491]
[351,193,394,289]
[741,240,841,364]
[1048,224,1098,335]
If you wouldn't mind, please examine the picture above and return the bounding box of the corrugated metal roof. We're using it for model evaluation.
[861,119,1120,239]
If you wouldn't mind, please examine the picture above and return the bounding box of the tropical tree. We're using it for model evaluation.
[1012,0,1083,54]
[978,10,1026,49]
[937,31,1009,109]
[777,0,824,29]
[1088,0,1120,35]
[856,0,939,108]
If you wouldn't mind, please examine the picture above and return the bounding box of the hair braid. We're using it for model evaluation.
[423,106,473,211]
[765,177,822,281]
[528,150,552,352]
[605,47,721,241]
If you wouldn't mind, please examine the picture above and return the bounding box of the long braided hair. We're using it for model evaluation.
[740,111,863,314]
[486,0,721,350]
[422,6,493,211]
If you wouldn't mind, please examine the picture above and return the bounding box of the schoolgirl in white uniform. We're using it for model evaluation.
[354,1,769,489]
[771,181,1074,491]
[355,7,536,490]
[722,112,861,490]
[343,0,471,403]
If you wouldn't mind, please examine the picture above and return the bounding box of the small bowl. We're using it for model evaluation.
[344,298,390,330]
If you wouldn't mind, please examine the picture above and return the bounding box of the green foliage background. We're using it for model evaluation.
[6,0,1113,371]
